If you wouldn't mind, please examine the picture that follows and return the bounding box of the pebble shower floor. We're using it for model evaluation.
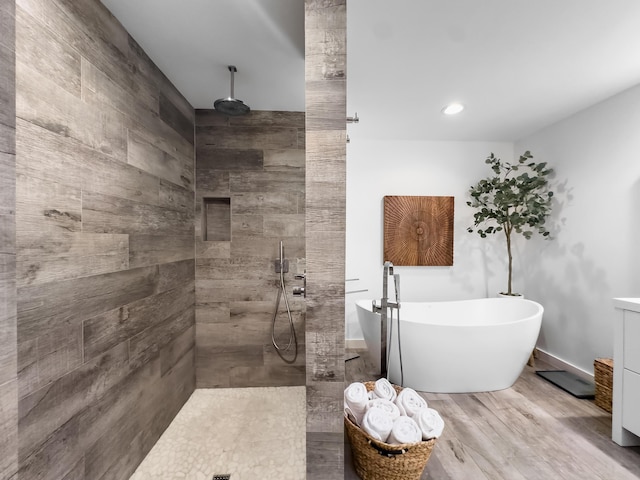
[130,387,306,480]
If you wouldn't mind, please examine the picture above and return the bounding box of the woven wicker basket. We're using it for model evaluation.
[594,358,613,413]
[344,381,437,480]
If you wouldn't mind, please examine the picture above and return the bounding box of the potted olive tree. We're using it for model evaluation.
[467,151,554,296]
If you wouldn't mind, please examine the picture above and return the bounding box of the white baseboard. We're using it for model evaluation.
[346,339,366,350]
[535,348,594,381]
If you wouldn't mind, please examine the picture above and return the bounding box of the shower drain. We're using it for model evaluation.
[212,475,231,480]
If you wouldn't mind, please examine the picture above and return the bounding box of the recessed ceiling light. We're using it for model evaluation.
[442,103,464,115]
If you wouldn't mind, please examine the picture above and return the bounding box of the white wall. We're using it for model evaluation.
[516,84,640,373]
[345,140,515,339]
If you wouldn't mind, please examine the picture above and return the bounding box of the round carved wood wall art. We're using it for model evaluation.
[383,196,454,266]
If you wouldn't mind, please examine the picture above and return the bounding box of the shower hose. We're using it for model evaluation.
[271,245,298,364]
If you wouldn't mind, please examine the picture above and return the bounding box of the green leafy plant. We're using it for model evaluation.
[467,151,554,296]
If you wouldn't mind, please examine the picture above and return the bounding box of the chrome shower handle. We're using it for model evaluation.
[293,272,306,298]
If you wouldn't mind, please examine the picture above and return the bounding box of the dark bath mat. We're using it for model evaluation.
[536,370,595,399]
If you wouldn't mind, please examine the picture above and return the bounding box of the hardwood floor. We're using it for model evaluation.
[345,349,640,480]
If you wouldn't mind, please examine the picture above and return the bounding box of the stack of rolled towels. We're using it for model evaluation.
[344,378,445,444]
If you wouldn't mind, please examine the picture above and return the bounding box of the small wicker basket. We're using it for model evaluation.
[344,381,437,480]
[594,358,613,413]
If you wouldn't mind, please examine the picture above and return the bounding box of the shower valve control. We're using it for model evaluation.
[293,272,306,298]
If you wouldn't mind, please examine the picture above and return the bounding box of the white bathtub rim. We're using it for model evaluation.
[355,297,544,327]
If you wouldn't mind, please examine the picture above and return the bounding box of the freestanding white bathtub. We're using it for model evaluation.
[355,298,543,393]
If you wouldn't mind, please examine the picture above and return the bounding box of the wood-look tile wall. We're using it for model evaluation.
[0,0,17,478]
[14,1,196,478]
[195,110,306,388]
[304,1,347,478]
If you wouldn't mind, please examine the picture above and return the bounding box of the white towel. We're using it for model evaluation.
[371,378,397,402]
[412,407,445,440]
[395,387,428,417]
[367,398,401,421]
[361,408,393,443]
[387,415,422,445]
[344,382,369,426]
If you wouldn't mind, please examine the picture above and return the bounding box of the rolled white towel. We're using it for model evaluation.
[344,382,369,426]
[361,408,393,443]
[367,398,401,421]
[395,387,427,417]
[387,415,422,445]
[412,407,445,440]
[371,378,397,402]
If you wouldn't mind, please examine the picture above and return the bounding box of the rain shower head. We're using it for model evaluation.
[214,65,250,116]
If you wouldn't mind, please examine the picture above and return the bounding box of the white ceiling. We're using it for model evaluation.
[101,0,640,142]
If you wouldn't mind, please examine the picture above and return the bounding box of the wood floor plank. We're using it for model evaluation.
[345,349,640,480]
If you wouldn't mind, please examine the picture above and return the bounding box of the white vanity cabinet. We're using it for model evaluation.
[612,298,640,446]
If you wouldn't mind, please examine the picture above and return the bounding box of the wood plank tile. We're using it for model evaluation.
[263,214,305,238]
[84,403,145,480]
[129,234,193,269]
[60,458,84,480]
[195,169,230,196]
[16,173,82,234]
[0,253,16,385]
[17,413,83,480]
[306,432,344,480]
[196,125,298,150]
[195,302,230,324]
[16,5,81,98]
[83,282,194,361]
[196,344,263,388]
[195,109,229,127]
[16,61,127,160]
[16,119,162,206]
[17,324,82,400]
[82,190,193,236]
[232,191,299,215]
[159,91,194,145]
[17,265,159,342]
[156,259,195,293]
[127,129,194,190]
[159,179,193,212]
[160,326,194,376]
[0,378,17,480]
[305,80,347,132]
[0,46,15,132]
[229,365,305,387]
[263,148,305,171]
[228,110,305,128]
[0,124,15,156]
[77,356,159,449]
[0,0,15,54]
[231,214,264,236]
[129,305,194,370]
[229,170,305,193]
[80,55,157,120]
[18,341,130,460]
[196,146,264,171]
[17,232,129,287]
[17,0,155,112]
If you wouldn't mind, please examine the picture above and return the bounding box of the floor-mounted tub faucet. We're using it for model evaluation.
[372,261,400,377]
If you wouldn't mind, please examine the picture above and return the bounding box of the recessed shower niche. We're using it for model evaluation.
[202,197,231,241]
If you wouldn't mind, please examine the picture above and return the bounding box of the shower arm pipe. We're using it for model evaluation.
[228,65,236,98]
